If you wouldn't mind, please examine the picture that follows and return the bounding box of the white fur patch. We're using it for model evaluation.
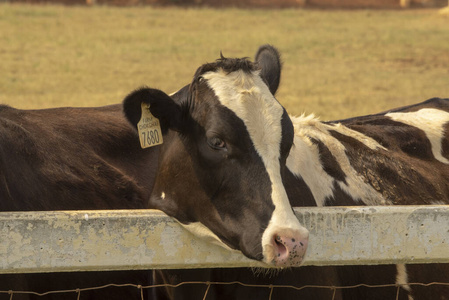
[386,108,449,164]
[202,69,307,264]
[287,133,335,207]
[396,264,414,299]
[287,114,387,206]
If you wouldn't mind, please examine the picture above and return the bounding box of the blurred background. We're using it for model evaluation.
[0,0,448,120]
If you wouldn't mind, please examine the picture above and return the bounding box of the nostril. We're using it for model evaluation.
[274,235,288,258]
[271,233,308,266]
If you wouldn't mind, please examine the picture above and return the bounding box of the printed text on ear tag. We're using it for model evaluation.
[137,102,163,148]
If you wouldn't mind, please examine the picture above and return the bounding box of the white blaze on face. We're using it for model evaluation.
[386,108,449,164]
[202,69,308,264]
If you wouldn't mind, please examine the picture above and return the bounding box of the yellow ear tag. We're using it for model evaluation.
[137,102,163,149]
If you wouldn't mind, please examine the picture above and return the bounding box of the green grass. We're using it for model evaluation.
[0,4,448,120]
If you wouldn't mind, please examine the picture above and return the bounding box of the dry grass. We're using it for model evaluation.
[0,4,448,119]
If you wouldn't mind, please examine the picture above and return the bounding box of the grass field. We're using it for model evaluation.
[0,4,448,120]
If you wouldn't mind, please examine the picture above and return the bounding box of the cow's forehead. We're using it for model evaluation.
[202,69,285,163]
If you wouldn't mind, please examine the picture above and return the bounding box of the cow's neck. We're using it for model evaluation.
[146,131,196,221]
[287,114,390,207]
[287,113,449,207]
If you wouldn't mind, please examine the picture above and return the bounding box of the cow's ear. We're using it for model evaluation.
[254,44,282,95]
[123,87,182,134]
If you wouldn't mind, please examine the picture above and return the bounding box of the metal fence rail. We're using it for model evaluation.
[1,206,449,274]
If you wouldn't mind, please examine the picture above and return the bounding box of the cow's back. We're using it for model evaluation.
[332,98,449,206]
[0,104,158,211]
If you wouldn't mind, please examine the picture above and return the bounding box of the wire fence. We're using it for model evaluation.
[2,280,449,300]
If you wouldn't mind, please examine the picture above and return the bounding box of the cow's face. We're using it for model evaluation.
[123,45,308,267]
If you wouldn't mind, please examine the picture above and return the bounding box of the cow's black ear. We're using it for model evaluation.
[123,87,182,134]
[254,44,282,95]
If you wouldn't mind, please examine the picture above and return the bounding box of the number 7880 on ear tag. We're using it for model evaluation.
[137,102,163,149]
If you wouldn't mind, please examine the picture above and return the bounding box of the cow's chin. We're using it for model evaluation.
[177,219,309,267]
[176,221,234,249]
[177,220,267,264]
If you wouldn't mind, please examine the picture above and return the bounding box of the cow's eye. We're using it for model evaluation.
[208,136,226,150]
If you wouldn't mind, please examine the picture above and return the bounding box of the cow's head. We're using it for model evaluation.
[123,45,308,267]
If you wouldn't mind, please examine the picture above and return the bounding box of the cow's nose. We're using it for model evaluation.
[272,232,308,266]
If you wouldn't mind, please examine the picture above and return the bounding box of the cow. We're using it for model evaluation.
[122,45,309,266]
[0,45,308,299]
[153,51,449,299]
[282,98,449,300]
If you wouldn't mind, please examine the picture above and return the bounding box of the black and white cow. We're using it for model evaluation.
[0,45,308,299]
[283,98,449,300]
[286,99,449,208]
[122,46,310,266]
[154,49,449,299]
